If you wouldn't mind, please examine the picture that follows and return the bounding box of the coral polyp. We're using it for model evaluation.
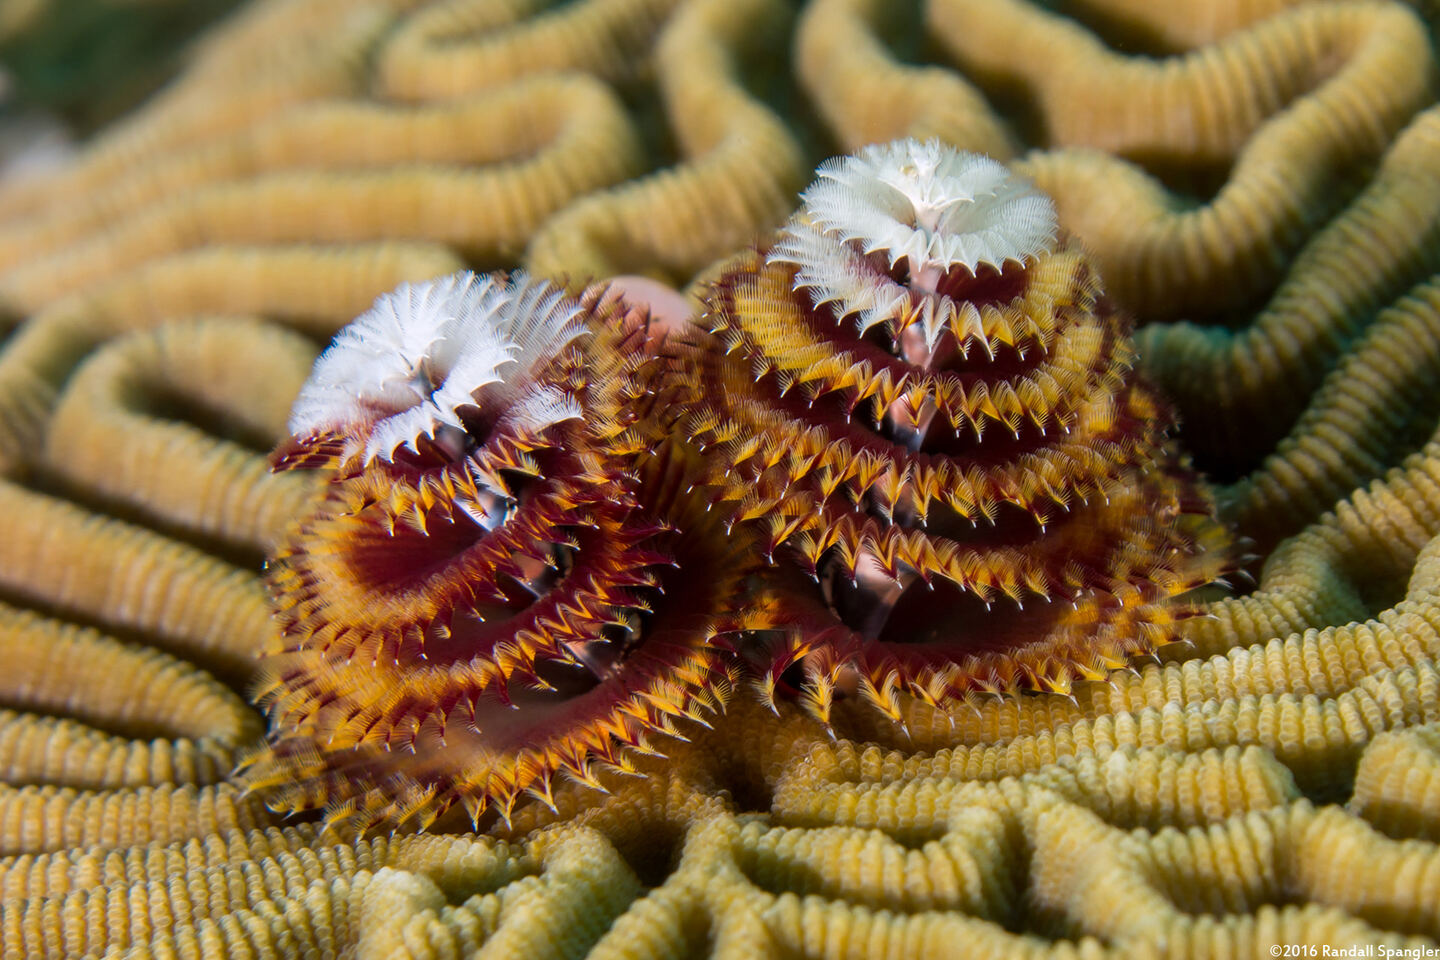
[245,272,751,831]
[690,138,1237,720]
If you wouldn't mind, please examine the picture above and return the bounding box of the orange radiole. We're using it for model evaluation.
[245,271,756,832]
[688,139,1237,724]
[247,140,1235,832]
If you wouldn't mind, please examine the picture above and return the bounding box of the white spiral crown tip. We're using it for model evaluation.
[286,269,587,465]
[784,138,1058,277]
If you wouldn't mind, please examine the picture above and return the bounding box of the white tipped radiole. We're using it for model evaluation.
[287,270,588,466]
[769,139,1058,352]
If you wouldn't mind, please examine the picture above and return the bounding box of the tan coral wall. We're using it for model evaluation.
[1,0,1439,956]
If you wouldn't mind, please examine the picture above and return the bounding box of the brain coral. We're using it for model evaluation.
[1,0,1439,957]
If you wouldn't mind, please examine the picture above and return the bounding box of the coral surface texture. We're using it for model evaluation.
[1,0,1439,957]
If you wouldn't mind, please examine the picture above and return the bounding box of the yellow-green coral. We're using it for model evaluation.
[1,0,1440,956]
[1350,723,1440,841]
